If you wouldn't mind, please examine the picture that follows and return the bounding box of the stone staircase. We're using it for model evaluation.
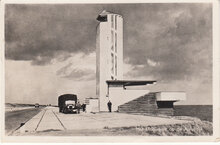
[118,93,174,116]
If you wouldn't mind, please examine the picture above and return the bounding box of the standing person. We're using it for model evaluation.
[77,101,81,114]
[82,103,86,112]
[107,101,112,112]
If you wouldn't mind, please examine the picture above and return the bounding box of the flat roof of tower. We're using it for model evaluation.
[97,10,110,22]
[97,10,122,22]
[106,80,157,86]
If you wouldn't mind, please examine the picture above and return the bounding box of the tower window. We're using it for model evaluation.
[115,33,117,52]
[111,30,114,50]
[115,56,117,76]
[111,53,114,74]
[111,15,114,28]
[115,15,117,30]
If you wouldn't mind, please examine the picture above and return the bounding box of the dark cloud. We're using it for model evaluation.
[123,4,212,82]
[5,4,102,65]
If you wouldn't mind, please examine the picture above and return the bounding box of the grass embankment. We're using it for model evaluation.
[22,120,212,136]
[106,120,212,136]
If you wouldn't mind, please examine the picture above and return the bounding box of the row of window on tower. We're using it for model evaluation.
[111,53,117,78]
[111,15,117,30]
[110,15,118,80]
[111,31,117,53]
[111,14,117,53]
[111,54,117,80]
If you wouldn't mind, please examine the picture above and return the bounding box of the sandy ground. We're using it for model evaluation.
[12,107,192,136]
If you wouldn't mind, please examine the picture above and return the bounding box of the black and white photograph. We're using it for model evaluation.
[1,0,220,142]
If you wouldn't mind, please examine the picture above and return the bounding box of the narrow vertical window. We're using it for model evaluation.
[115,15,117,30]
[111,15,114,28]
[111,30,114,50]
[111,53,114,74]
[115,33,117,52]
[115,56,117,76]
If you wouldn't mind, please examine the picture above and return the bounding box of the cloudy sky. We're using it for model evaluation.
[5,3,212,105]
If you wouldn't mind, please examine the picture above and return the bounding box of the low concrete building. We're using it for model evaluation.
[106,80,156,111]
[85,98,99,113]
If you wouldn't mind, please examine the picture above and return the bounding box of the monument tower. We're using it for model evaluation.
[96,10,185,113]
[96,11,123,111]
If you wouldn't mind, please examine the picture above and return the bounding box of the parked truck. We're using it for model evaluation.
[58,94,78,114]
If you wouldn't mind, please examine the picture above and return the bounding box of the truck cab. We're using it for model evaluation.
[58,94,78,114]
[64,100,77,113]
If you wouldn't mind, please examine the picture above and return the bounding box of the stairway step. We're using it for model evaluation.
[117,93,174,115]
[123,101,156,105]
[119,104,157,107]
[119,111,158,113]
[118,107,158,110]
[119,108,158,110]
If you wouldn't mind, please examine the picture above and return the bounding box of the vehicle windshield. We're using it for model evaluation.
[65,100,75,105]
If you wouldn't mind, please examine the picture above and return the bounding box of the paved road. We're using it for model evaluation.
[12,107,190,135]
[5,108,42,135]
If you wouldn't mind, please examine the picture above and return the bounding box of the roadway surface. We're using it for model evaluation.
[11,107,190,136]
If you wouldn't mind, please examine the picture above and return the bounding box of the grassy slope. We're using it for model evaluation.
[19,120,212,136]
[106,120,212,136]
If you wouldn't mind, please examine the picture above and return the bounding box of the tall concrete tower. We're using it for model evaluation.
[96,10,123,111]
[94,11,185,114]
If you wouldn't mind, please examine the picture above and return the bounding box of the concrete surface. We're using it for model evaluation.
[14,107,190,135]
[19,109,46,133]
[37,108,64,131]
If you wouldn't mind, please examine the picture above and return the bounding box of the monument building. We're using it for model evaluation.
[92,10,186,114]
